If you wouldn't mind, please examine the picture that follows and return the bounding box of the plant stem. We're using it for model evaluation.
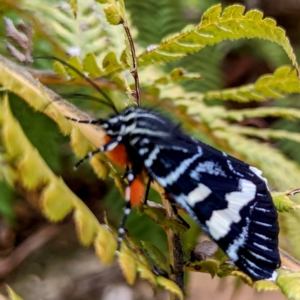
[161,196,185,300]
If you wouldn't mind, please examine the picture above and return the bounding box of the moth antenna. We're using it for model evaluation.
[34,55,119,114]
[61,93,116,107]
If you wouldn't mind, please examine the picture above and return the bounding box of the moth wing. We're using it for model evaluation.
[146,143,280,280]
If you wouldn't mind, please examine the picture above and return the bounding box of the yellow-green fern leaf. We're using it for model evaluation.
[156,276,183,300]
[0,55,72,135]
[94,225,117,264]
[41,177,74,222]
[137,4,298,72]
[118,246,137,285]
[253,280,279,292]
[277,269,300,300]
[203,66,300,103]
[220,107,300,122]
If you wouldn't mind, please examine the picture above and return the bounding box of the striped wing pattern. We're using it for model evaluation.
[104,107,280,280]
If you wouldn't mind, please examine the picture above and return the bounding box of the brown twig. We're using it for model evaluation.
[121,19,141,106]
[0,224,60,279]
[160,195,185,300]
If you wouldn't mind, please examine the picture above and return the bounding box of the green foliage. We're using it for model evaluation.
[202,66,300,102]
[272,191,300,212]
[277,270,300,300]
[0,181,15,222]
[137,4,298,69]
[156,276,184,300]
[0,93,178,295]
[2,0,300,298]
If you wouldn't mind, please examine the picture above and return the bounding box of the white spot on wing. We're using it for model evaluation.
[108,116,120,124]
[206,179,256,240]
[139,148,149,156]
[155,147,202,187]
[107,141,118,151]
[249,166,269,187]
[254,232,270,241]
[268,271,278,281]
[243,256,263,271]
[245,267,261,279]
[254,207,269,213]
[186,184,212,207]
[145,147,160,167]
[137,113,166,124]
[253,242,271,251]
[142,138,150,144]
[227,218,250,261]
[130,137,140,145]
[253,220,272,227]
[190,160,226,181]
[248,250,272,263]
[124,123,136,134]
[227,160,244,177]
[131,128,169,137]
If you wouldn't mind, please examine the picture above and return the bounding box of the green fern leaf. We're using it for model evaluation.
[272,191,300,212]
[118,245,137,285]
[0,153,16,187]
[103,4,123,25]
[253,280,279,292]
[68,0,78,17]
[136,262,156,286]
[102,51,122,73]
[137,4,298,71]
[203,66,300,103]
[156,276,184,300]
[221,107,300,122]
[94,225,117,264]
[41,178,74,222]
[83,52,102,77]
[150,68,202,86]
[277,269,300,300]
[65,56,84,79]
[188,259,220,278]
[74,205,98,246]
[226,126,300,144]
[18,0,124,59]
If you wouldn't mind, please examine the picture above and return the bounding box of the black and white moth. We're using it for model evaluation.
[70,106,281,281]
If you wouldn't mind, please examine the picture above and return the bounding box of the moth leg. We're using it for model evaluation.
[122,166,129,179]
[143,175,152,205]
[117,168,135,250]
[74,136,122,169]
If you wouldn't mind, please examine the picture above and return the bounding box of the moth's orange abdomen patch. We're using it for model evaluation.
[130,178,144,207]
[104,135,129,168]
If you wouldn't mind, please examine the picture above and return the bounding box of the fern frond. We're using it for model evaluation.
[0,93,181,293]
[0,55,186,296]
[277,269,300,300]
[226,126,300,144]
[272,191,300,213]
[17,0,124,59]
[203,66,299,102]
[137,4,298,72]
[220,107,300,122]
